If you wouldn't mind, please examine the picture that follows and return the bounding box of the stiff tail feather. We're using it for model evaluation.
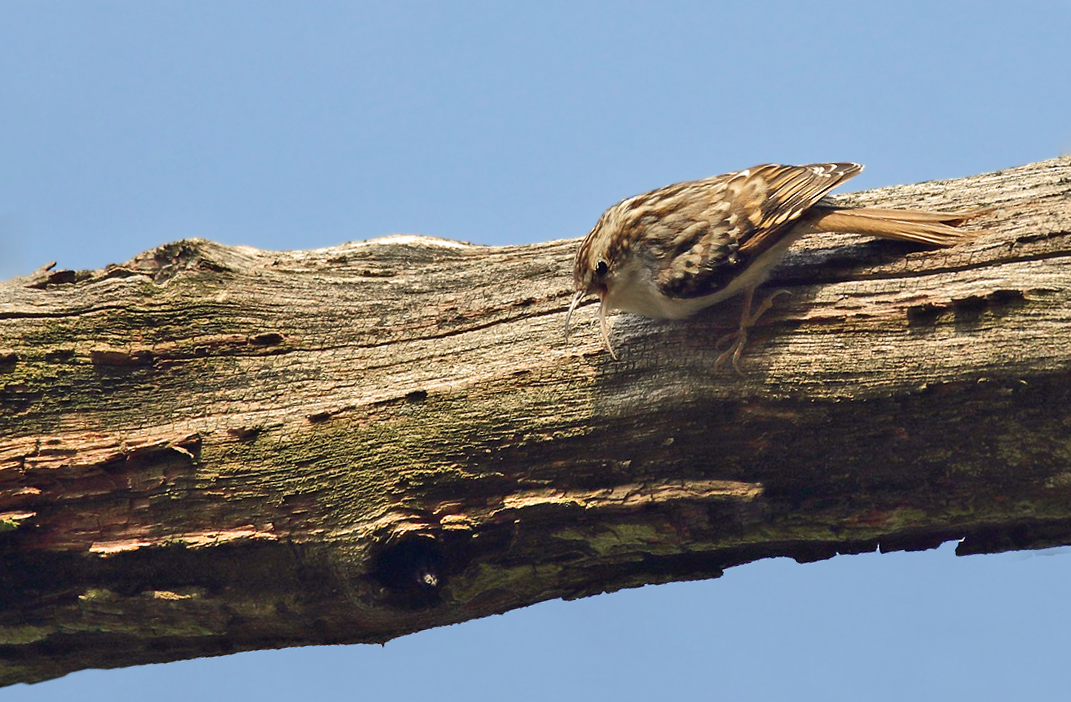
[808,205,991,247]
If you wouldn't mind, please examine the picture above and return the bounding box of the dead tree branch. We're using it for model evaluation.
[1,157,1070,685]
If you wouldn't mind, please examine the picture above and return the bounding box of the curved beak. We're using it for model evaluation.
[563,289,585,341]
[563,288,617,360]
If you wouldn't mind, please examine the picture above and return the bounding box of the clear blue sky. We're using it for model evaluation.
[3,2,1070,700]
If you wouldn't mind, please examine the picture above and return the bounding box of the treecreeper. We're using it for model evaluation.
[566,162,989,369]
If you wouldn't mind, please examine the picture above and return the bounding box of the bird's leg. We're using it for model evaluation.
[715,287,790,372]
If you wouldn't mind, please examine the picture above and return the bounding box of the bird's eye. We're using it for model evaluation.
[594,259,609,278]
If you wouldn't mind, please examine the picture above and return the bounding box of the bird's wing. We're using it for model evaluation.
[655,162,861,300]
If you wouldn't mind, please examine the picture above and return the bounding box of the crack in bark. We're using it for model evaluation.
[1,157,1070,686]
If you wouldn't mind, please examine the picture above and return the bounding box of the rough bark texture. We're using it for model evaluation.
[1,157,1070,686]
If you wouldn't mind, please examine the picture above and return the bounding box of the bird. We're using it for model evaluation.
[566,162,988,369]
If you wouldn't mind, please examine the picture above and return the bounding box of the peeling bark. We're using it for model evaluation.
[1,157,1070,686]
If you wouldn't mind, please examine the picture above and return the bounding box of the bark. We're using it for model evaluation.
[1,157,1069,686]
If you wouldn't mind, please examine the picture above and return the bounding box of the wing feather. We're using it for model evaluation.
[655,163,860,299]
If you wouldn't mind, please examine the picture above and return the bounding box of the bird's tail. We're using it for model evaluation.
[806,205,992,246]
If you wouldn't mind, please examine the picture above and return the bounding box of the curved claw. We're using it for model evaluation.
[713,287,791,374]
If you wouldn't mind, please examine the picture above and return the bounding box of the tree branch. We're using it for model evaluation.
[1,157,1069,685]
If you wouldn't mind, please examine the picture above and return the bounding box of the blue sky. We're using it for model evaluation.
[3,2,1070,700]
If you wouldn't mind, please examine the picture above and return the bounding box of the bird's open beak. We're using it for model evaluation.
[563,289,585,341]
[564,288,617,360]
[595,292,617,360]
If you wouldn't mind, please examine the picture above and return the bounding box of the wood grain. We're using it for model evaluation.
[1,157,1069,685]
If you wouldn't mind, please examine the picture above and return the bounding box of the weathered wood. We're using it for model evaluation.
[1,157,1069,686]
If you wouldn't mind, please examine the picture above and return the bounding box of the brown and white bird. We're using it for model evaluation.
[566,162,986,368]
